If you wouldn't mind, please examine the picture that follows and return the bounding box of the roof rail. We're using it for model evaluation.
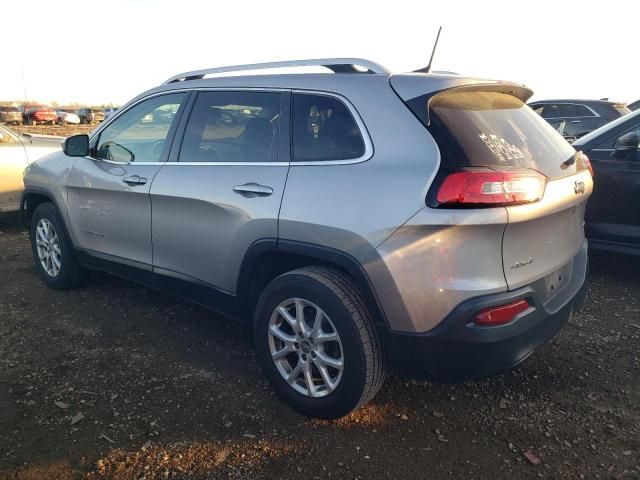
[163,58,390,84]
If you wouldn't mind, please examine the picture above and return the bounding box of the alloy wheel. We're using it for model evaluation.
[268,298,344,398]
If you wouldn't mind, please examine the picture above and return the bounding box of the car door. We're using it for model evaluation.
[0,126,28,212]
[65,92,188,267]
[585,120,640,248]
[150,90,289,294]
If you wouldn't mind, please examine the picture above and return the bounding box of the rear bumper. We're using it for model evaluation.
[386,244,589,381]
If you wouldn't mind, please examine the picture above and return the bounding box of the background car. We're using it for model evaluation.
[56,109,81,125]
[103,107,119,119]
[0,124,61,213]
[0,106,23,125]
[573,109,640,254]
[22,105,57,125]
[628,99,640,111]
[76,108,105,124]
[528,99,630,139]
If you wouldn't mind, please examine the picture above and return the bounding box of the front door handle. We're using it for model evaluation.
[123,175,147,186]
[233,182,273,198]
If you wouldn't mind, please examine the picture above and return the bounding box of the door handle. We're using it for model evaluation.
[123,175,147,186]
[233,182,273,198]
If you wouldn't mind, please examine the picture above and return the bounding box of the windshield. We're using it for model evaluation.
[406,89,578,179]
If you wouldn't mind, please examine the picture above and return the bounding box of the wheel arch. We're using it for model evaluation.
[21,188,73,245]
[237,239,391,331]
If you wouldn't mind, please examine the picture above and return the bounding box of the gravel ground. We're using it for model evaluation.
[10,124,96,137]
[0,213,638,479]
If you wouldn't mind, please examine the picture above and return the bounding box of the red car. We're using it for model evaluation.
[22,105,57,125]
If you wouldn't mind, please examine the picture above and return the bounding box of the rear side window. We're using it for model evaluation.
[179,91,281,163]
[292,94,365,161]
[541,104,561,119]
[572,104,595,117]
[406,89,576,178]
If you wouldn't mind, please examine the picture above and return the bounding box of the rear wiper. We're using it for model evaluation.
[561,153,577,169]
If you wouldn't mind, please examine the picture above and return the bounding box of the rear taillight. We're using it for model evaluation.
[579,153,593,177]
[435,169,547,207]
[474,299,530,326]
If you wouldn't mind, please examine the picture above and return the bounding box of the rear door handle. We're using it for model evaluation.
[123,175,147,185]
[233,182,273,198]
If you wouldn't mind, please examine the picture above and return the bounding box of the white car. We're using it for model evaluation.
[0,125,61,213]
[56,110,81,125]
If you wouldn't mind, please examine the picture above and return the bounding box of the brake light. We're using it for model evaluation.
[474,299,530,326]
[436,169,547,207]
[580,154,594,177]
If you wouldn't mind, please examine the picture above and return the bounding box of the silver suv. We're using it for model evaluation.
[21,58,593,419]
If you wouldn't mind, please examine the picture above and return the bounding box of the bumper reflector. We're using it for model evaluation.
[474,299,530,326]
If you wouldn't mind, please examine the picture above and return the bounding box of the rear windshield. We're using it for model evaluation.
[406,89,577,178]
[1,106,18,112]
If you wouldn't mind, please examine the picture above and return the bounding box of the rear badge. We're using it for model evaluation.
[574,180,586,195]
[511,257,534,269]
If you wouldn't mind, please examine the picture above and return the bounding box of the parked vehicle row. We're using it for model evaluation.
[19,58,593,419]
[0,105,118,125]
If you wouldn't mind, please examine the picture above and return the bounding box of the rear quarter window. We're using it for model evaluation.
[291,93,365,162]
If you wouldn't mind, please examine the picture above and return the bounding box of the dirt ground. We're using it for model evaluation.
[0,213,638,480]
[11,124,97,138]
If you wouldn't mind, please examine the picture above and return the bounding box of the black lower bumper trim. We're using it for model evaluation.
[386,258,588,382]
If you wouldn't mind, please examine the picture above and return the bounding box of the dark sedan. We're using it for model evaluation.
[529,99,630,140]
[573,110,640,255]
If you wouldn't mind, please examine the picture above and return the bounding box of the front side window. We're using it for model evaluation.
[95,93,185,163]
[179,91,281,163]
[596,121,640,150]
[541,104,561,119]
[292,94,365,161]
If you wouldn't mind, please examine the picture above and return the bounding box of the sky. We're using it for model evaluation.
[2,0,638,106]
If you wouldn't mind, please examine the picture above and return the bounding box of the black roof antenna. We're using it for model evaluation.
[414,26,442,73]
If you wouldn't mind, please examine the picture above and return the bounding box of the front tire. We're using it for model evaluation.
[30,203,86,290]
[254,267,386,419]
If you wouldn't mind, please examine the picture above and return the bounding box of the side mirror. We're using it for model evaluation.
[613,131,640,159]
[63,134,89,157]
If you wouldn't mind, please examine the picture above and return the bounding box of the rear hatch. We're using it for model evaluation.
[391,76,593,292]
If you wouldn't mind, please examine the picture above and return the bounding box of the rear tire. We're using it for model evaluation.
[30,203,86,290]
[253,267,386,419]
